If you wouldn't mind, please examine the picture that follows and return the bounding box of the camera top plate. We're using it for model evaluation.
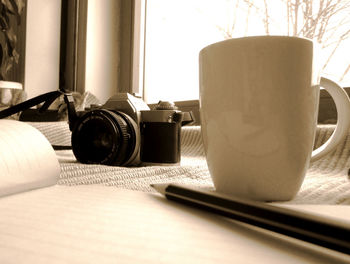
[103,93,150,123]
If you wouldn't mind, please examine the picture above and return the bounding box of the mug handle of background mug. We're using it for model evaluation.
[311,77,350,162]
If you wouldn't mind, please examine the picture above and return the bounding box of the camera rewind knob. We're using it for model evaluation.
[154,101,178,110]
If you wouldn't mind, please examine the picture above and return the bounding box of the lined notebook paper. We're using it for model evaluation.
[0,185,349,263]
[0,120,60,197]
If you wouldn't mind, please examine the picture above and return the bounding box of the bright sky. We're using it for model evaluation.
[144,0,350,103]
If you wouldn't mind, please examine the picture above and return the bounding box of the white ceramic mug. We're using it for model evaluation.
[199,36,350,201]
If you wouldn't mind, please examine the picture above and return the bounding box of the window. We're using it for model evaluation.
[143,0,350,103]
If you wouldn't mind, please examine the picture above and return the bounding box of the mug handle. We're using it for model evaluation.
[311,77,350,161]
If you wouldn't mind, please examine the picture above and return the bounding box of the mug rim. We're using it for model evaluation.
[199,35,314,55]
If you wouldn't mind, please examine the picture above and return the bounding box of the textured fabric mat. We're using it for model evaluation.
[30,122,350,205]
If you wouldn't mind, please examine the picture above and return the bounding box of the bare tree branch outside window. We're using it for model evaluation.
[216,0,350,84]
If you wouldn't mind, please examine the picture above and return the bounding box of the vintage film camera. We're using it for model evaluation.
[64,93,194,166]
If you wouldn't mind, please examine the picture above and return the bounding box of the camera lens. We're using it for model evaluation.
[71,109,139,166]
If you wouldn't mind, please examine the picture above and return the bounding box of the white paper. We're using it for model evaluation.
[0,185,349,263]
[0,120,60,197]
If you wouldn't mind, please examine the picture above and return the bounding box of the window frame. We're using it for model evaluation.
[60,0,87,94]
[61,0,143,97]
[118,0,143,95]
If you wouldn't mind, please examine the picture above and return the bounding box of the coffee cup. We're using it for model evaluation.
[199,36,350,201]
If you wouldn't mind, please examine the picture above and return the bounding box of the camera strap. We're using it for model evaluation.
[0,90,74,150]
[0,91,63,119]
[63,93,79,131]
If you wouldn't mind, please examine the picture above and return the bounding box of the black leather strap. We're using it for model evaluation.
[0,91,63,119]
[0,90,73,150]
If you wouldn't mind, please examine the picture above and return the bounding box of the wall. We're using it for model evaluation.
[85,0,121,104]
[24,0,61,99]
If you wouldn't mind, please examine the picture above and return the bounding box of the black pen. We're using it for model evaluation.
[151,183,350,256]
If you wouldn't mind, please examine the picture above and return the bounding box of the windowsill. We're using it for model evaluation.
[161,87,350,125]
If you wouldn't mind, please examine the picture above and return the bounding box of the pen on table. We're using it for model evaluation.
[151,183,350,256]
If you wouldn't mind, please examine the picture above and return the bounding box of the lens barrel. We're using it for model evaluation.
[71,109,138,166]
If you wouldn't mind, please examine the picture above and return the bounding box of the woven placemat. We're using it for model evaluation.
[30,122,350,204]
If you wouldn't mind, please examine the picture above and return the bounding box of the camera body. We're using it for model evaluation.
[66,93,192,166]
